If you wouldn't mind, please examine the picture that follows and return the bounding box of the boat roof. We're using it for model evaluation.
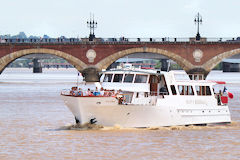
[101,68,161,75]
[101,66,225,86]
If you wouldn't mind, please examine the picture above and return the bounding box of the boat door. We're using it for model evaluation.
[149,75,159,96]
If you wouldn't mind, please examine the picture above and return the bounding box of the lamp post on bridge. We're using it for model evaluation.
[194,12,202,41]
[87,14,97,41]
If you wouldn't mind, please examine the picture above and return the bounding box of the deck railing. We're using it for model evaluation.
[61,89,116,97]
[61,88,168,97]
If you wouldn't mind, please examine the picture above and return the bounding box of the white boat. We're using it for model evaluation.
[61,64,231,128]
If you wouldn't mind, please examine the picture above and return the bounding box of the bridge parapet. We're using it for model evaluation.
[1,37,240,44]
[1,38,240,81]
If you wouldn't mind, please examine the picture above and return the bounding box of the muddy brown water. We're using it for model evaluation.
[0,68,239,160]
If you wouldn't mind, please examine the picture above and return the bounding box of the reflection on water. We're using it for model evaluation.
[0,68,240,160]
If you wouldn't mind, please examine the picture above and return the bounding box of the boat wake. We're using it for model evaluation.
[148,121,240,130]
[57,121,240,131]
[57,123,104,131]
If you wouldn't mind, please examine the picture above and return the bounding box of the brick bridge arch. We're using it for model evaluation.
[203,48,240,72]
[95,47,194,71]
[0,48,87,73]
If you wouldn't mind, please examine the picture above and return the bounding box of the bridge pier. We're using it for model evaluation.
[161,59,168,71]
[81,67,100,82]
[33,58,42,73]
[186,68,209,80]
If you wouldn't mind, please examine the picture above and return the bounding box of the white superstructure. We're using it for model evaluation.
[61,65,231,127]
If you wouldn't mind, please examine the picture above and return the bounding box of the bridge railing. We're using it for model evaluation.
[1,37,240,44]
[101,37,190,42]
[101,37,240,43]
[204,37,240,42]
[0,38,81,43]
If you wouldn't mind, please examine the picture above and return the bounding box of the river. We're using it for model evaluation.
[0,68,239,160]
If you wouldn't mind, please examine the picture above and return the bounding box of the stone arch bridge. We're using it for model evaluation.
[0,41,240,81]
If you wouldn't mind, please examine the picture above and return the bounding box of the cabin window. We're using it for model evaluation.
[187,86,194,95]
[178,86,184,95]
[124,74,134,83]
[189,75,193,80]
[199,75,204,80]
[113,74,123,82]
[103,74,113,82]
[144,92,148,97]
[178,85,194,95]
[195,86,212,96]
[170,85,177,95]
[206,86,211,95]
[189,74,204,80]
[134,75,148,83]
[136,92,139,98]
[194,75,198,80]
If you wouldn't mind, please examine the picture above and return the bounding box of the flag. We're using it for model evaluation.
[223,87,234,99]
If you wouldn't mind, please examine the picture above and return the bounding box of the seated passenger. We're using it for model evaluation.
[86,88,93,96]
[93,87,100,96]
[71,87,78,96]
[103,89,108,96]
[78,88,83,96]
[100,87,104,96]
[109,90,115,96]
[115,90,123,99]
[118,97,123,104]
[108,90,112,96]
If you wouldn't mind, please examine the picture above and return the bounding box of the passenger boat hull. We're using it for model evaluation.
[61,95,231,127]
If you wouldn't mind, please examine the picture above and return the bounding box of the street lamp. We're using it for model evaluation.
[194,12,202,41]
[87,13,97,41]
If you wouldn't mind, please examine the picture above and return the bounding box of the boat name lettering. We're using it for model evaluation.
[186,100,206,104]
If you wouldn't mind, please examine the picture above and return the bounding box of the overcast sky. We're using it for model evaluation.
[0,0,239,38]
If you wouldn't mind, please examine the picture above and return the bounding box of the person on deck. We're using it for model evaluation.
[71,87,78,96]
[93,87,100,96]
[86,88,92,96]
[100,87,104,96]
[78,88,83,96]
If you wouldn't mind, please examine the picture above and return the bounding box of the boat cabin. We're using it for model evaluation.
[101,69,168,95]
[100,69,225,106]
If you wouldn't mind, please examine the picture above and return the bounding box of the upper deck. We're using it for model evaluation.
[101,67,216,87]
[62,66,228,106]
[100,67,222,98]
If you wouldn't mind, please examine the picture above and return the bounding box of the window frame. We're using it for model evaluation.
[123,74,134,83]
[195,85,212,96]
[103,74,113,82]
[170,85,177,95]
[113,74,123,83]
[178,85,195,96]
[134,74,148,83]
